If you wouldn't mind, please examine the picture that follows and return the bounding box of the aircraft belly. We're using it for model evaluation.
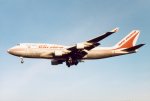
[85,50,114,59]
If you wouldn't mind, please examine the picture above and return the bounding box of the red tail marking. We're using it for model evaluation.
[117,31,139,49]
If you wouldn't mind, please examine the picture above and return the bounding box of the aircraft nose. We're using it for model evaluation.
[7,49,10,53]
[7,48,14,54]
[7,49,11,54]
[7,47,26,56]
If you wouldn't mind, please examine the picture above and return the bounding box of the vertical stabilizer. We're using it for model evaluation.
[114,30,140,49]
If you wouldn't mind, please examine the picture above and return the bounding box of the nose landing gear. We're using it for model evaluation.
[20,57,24,64]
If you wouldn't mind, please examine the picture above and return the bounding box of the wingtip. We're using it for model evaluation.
[111,27,119,33]
[140,43,145,47]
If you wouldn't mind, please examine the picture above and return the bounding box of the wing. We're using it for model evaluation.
[67,27,119,51]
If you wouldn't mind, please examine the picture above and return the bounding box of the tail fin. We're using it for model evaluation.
[114,30,140,49]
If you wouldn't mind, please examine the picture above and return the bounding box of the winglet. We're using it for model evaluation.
[111,27,119,33]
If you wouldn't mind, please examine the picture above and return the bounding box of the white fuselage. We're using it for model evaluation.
[8,43,130,60]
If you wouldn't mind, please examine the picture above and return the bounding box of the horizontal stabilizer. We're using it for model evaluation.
[123,44,145,52]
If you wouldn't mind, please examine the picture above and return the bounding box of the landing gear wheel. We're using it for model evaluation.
[66,60,71,67]
[66,63,70,67]
[66,57,72,67]
[20,57,24,64]
[21,60,24,64]
[74,60,78,65]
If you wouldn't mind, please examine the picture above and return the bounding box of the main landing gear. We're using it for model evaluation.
[66,57,78,67]
[20,57,24,64]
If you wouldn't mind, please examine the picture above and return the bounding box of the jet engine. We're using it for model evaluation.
[54,51,63,56]
[76,43,84,49]
[51,60,63,65]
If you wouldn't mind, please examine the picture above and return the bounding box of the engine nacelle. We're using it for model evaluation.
[51,60,63,65]
[54,51,63,56]
[76,43,84,49]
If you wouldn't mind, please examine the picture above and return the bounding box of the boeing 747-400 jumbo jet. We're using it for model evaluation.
[7,28,144,67]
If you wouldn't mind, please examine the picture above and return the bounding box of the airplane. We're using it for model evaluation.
[7,28,144,67]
